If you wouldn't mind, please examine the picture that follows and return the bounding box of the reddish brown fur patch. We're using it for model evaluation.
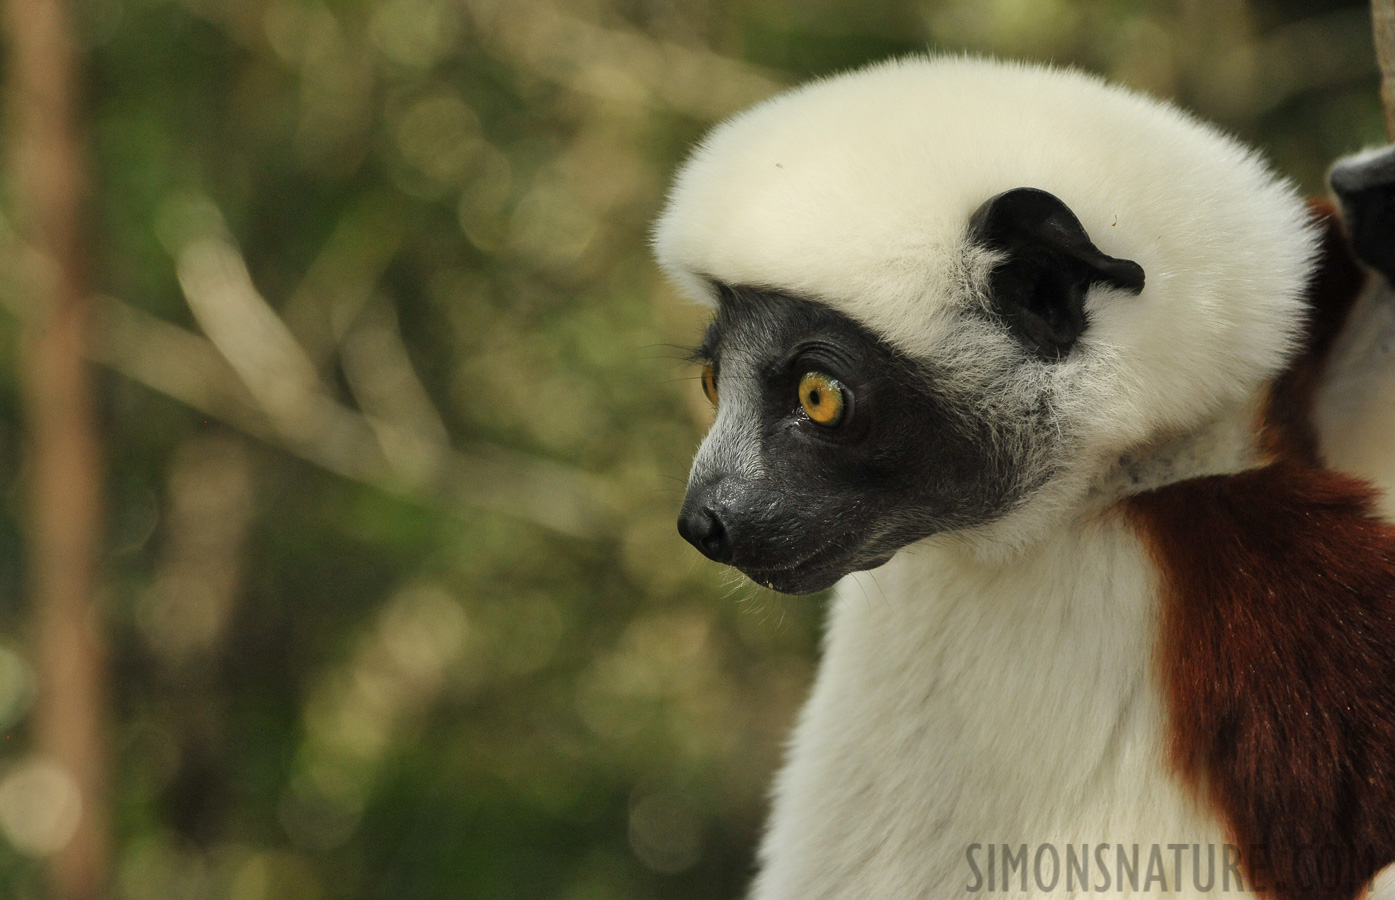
[1259,202,1368,464]
[1127,466,1395,899]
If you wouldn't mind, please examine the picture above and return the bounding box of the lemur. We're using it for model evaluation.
[654,56,1395,899]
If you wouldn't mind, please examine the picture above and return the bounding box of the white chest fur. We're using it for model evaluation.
[750,513,1242,899]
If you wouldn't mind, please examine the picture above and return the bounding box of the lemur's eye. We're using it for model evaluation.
[798,372,845,426]
[700,363,719,406]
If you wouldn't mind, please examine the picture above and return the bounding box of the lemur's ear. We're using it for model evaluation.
[1330,146,1395,282]
[969,187,1145,359]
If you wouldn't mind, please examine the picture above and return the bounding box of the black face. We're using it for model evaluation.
[677,285,1025,594]
[675,187,1143,594]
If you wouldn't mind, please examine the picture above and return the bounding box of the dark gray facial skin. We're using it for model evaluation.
[675,188,1143,594]
[677,284,1028,594]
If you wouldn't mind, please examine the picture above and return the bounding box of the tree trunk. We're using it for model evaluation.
[1376,0,1395,139]
[3,1,109,898]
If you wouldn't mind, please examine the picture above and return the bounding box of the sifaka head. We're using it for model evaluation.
[678,189,1146,594]
[657,56,1318,592]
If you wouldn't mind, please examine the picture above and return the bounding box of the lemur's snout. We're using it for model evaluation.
[678,503,733,563]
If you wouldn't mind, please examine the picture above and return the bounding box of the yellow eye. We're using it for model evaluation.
[700,363,719,406]
[799,372,845,426]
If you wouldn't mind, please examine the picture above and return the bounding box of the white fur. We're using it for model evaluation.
[656,57,1326,897]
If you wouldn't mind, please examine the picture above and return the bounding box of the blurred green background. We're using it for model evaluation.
[0,0,1386,897]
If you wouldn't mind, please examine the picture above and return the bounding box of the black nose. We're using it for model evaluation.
[678,506,732,563]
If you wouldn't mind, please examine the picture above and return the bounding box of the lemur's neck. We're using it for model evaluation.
[1100,395,1268,498]
[957,395,1270,565]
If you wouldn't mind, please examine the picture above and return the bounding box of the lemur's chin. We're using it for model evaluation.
[738,563,844,595]
[737,550,896,596]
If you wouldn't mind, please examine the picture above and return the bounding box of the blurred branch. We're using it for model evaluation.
[95,298,275,437]
[102,295,617,538]
[76,250,618,539]
[1377,0,1395,138]
[340,299,452,485]
[281,192,407,369]
[2,0,110,897]
[174,232,389,480]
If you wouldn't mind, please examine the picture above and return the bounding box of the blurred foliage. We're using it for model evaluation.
[0,0,1386,897]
